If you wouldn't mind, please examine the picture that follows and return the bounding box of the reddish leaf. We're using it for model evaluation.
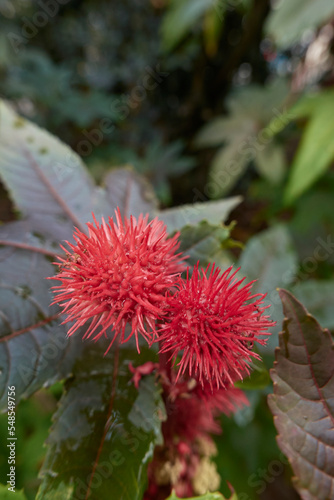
[0,101,100,240]
[104,167,159,219]
[0,221,83,410]
[268,289,334,500]
[0,103,162,409]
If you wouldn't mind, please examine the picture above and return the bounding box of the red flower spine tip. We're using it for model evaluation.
[49,208,186,353]
[158,263,275,390]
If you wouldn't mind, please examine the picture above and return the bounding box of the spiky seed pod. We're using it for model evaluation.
[50,209,185,352]
[158,263,275,389]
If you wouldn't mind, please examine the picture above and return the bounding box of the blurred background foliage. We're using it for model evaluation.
[0,0,334,499]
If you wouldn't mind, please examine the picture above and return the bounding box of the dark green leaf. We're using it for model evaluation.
[137,138,196,178]
[37,342,165,500]
[55,90,121,128]
[268,289,334,500]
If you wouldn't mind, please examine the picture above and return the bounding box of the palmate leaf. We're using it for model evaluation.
[37,341,165,500]
[0,220,83,411]
[268,290,334,500]
[0,101,158,240]
[0,100,107,241]
[0,101,159,410]
[194,80,289,196]
[194,81,289,150]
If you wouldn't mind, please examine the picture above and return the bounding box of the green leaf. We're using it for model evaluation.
[284,91,334,204]
[167,491,237,500]
[255,143,286,184]
[235,359,271,391]
[177,221,233,268]
[265,91,333,139]
[290,280,334,329]
[228,80,289,121]
[239,225,298,293]
[55,90,121,128]
[159,197,242,234]
[290,92,329,119]
[194,116,255,148]
[268,289,334,500]
[37,342,165,500]
[208,144,250,198]
[161,0,217,52]
[265,0,334,49]
[194,81,288,148]
[36,482,74,499]
[137,138,196,178]
[194,80,289,196]
[239,225,298,351]
[0,485,28,499]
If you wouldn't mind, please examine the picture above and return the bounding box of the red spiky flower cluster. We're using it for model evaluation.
[50,208,275,498]
[50,209,275,389]
[158,263,275,390]
[51,209,184,352]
